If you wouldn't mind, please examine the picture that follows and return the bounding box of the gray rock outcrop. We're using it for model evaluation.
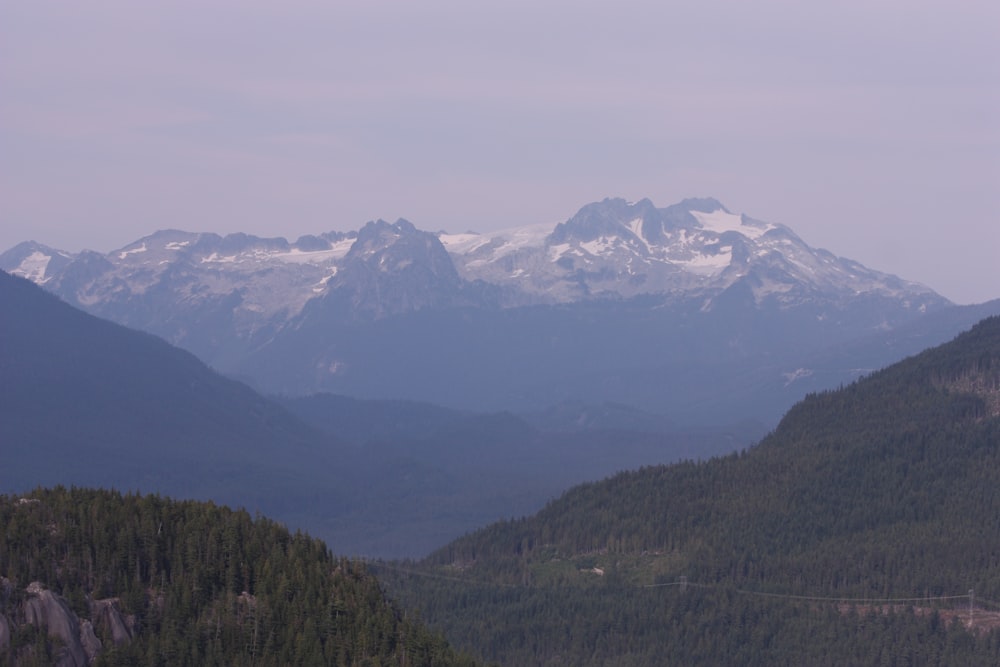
[79,620,102,663]
[91,597,133,646]
[0,580,134,666]
[23,582,88,667]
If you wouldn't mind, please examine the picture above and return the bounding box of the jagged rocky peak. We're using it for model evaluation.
[306,217,470,319]
[549,197,661,244]
[545,196,770,251]
[351,218,421,253]
[357,217,413,237]
[345,219,457,276]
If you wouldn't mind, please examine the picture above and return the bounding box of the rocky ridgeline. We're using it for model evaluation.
[0,578,133,667]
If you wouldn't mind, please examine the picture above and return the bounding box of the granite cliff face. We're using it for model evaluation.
[0,579,132,666]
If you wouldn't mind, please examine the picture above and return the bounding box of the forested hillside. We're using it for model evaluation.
[0,488,478,666]
[377,317,1000,665]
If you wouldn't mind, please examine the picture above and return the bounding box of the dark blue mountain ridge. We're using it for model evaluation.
[2,269,746,557]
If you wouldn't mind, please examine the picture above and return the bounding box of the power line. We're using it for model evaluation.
[645,579,987,609]
[369,559,992,609]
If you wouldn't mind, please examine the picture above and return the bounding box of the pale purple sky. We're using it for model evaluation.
[2,1,998,303]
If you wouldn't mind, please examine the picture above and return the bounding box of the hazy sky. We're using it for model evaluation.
[2,1,997,303]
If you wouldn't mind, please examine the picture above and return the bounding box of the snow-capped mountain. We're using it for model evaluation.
[2,229,358,364]
[440,197,938,308]
[2,196,967,422]
[2,197,943,326]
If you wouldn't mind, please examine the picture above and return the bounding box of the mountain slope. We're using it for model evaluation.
[378,317,1000,665]
[2,270,752,558]
[0,270,352,515]
[433,317,1000,585]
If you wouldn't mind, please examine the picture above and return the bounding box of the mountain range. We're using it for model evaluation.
[5,196,989,425]
[1,270,743,558]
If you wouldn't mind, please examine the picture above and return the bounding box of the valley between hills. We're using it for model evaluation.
[3,196,1000,665]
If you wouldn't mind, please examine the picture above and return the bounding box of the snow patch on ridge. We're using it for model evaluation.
[272,240,353,264]
[118,243,148,259]
[626,218,651,251]
[691,210,773,239]
[442,221,555,259]
[14,252,53,283]
[676,248,733,275]
[783,368,814,386]
[580,238,618,256]
[201,253,238,264]
[438,232,491,254]
[548,243,573,262]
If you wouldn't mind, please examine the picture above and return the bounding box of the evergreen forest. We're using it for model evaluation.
[0,488,478,666]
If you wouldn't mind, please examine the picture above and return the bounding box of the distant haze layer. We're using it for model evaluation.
[1,2,997,303]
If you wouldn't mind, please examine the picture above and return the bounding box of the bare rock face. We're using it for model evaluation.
[79,620,102,663]
[23,582,88,667]
[0,579,137,666]
[91,598,133,646]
